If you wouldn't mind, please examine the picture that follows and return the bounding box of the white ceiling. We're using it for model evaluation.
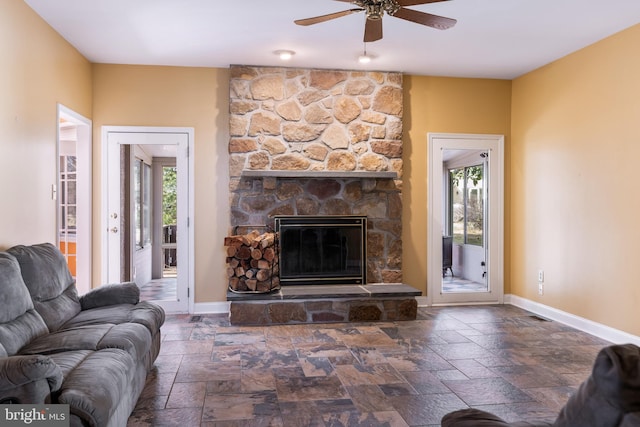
[25,0,640,79]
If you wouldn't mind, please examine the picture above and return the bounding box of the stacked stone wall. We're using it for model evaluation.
[228,65,403,283]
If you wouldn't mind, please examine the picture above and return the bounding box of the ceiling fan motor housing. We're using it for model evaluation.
[360,0,401,19]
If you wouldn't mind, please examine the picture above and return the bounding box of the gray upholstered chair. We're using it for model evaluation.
[442,344,640,427]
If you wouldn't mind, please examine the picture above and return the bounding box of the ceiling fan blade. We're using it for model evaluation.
[295,8,363,26]
[392,7,456,30]
[364,17,383,42]
[397,0,449,5]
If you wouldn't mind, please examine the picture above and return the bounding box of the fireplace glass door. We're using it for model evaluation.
[275,216,366,285]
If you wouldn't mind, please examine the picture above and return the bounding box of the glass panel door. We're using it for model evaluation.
[428,134,504,306]
[442,157,488,294]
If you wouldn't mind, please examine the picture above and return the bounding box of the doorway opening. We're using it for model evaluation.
[427,133,504,305]
[57,105,91,295]
[102,127,193,313]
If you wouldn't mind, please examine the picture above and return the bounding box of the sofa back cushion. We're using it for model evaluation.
[7,243,81,332]
[0,252,48,355]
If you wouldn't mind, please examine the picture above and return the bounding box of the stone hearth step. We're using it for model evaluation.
[228,283,421,326]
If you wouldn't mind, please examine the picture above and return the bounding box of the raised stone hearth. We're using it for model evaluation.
[228,284,420,325]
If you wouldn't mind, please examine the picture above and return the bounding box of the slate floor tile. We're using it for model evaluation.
[130,305,610,426]
[388,393,467,425]
[443,377,535,406]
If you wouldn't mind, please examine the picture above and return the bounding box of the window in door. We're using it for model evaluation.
[161,165,177,277]
[134,159,152,249]
[59,154,77,278]
[450,165,484,246]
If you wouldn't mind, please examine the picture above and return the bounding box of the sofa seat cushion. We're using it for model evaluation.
[94,323,152,360]
[7,243,81,331]
[63,302,165,335]
[57,348,141,427]
[19,323,152,360]
[19,325,113,355]
[47,350,93,378]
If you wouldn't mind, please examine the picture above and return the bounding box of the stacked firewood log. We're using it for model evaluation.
[225,229,279,292]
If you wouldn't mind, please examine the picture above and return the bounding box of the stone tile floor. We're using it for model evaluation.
[127,305,610,426]
[140,277,177,301]
[441,276,487,293]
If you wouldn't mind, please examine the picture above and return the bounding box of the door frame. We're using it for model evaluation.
[101,126,194,313]
[57,104,92,294]
[427,133,504,306]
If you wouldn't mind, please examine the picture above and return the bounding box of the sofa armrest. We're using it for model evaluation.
[621,413,640,427]
[0,355,63,403]
[441,408,553,427]
[79,282,140,310]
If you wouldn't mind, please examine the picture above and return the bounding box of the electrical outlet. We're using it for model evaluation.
[538,282,544,296]
[538,270,544,282]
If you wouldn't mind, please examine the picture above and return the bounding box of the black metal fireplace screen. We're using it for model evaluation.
[274,215,367,286]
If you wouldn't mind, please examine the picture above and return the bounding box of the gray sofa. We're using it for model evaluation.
[442,343,640,426]
[0,243,165,427]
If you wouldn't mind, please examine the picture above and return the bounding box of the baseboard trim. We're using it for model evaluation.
[193,302,230,314]
[506,294,640,346]
[416,296,428,307]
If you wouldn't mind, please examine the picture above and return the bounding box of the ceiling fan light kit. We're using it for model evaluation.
[295,0,456,43]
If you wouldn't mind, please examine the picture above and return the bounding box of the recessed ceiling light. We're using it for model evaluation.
[358,54,372,64]
[358,43,374,64]
[274,50,295,60]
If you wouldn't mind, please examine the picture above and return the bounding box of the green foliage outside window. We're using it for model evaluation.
[162,167,177,227]
[450,165,484,246]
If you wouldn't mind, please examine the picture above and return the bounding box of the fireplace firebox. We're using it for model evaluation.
[275,215,367,286]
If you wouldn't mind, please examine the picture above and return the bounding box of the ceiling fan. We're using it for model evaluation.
[294,0,457,43]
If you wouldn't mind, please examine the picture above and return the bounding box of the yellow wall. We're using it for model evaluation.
[511,24,640,336]
[92,64,230,303]
[402,77,512,295]
[0,0,92,249]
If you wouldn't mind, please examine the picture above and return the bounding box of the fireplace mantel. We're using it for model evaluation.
[241,170,398,179]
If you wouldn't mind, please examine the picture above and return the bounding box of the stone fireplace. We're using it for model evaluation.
[228,65,403,284]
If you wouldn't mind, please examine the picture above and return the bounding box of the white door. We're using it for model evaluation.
[427,133,504,305]
[103,127,193,313]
